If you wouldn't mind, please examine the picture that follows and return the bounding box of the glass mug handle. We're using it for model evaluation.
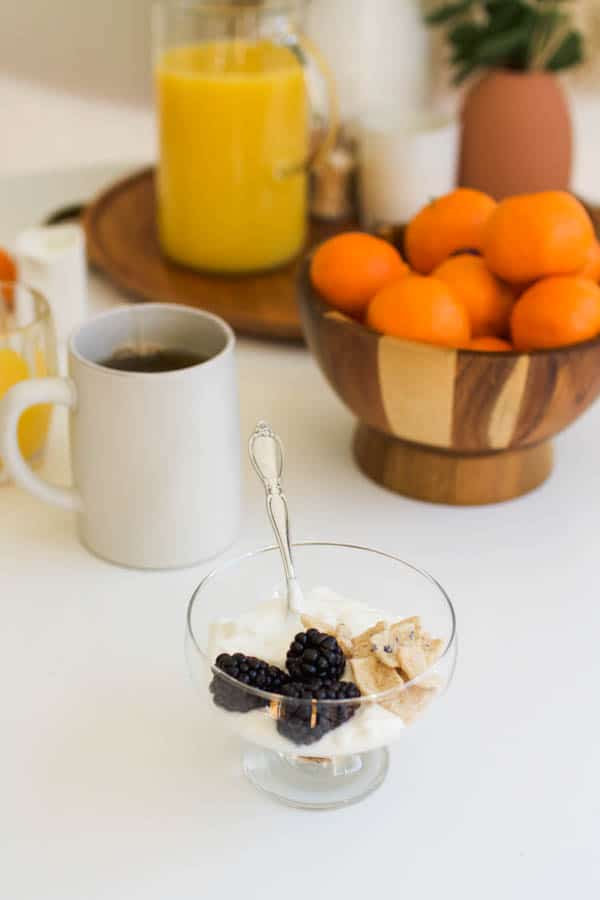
[276,30,340,176]
[0,376,82,510]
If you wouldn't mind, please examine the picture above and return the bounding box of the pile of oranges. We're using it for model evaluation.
[309,189,600,352]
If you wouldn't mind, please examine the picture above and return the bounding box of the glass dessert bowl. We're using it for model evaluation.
[186,542,457,809]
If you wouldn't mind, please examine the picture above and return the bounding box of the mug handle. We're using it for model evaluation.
[276,31,340,175]
[0,377,82,511]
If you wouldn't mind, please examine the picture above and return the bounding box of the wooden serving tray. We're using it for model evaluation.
[83,167,352,342]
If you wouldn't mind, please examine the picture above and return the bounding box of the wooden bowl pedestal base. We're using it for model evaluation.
[354,424,554,506]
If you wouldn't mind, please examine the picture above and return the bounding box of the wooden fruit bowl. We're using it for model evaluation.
[297,231,600,505]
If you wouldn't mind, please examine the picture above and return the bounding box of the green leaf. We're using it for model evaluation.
[486,0,530,33]
[435,0,584,80]
[451,47,470,66]
[545,30,584,71]
[425,0,473,26]
[473,24,532,65]
[449,22,483,49]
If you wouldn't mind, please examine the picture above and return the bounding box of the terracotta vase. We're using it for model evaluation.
[459,69,572,199]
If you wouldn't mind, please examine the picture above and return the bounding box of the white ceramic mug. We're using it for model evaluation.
[0,304,240,569]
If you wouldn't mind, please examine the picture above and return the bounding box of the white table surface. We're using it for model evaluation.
[2,134,600,898]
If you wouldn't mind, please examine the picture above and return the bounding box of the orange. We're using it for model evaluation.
[511,276,600,351]
[310,232,408,316]
[466,336,513,352]
[433,254,514,338]
[366,274,471,348]
[0,247,16,283]
[578,240,600,282]
[0,247,16,308]
[405,188,496,274]
[484,192,595,285]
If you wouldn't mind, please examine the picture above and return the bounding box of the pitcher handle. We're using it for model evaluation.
[275,29,340,175]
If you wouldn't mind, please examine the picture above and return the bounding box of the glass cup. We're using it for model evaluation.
[152,0,338,274]
[0,283,57,484]
[186,542,457,810]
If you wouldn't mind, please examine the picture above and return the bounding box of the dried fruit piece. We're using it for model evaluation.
[335,623,353,656]
[351,655,403,696]
[351,621,387,658]
[385,685,435,723]
[370,630,399,669]
[396,643,428,681]
[421,633,444,666]
[389,616,422,647]
[352,652,436,721]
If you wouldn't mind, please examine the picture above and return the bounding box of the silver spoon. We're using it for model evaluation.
[248,421,303,621]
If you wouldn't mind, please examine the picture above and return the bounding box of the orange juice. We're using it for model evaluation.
[156,40,309,273]
[0,347,51,470]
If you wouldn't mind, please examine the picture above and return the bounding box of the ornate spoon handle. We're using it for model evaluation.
[248,421,302,615]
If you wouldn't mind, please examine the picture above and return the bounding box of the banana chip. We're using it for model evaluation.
[335,623,353,656]
[351,621,387,658]
[351,656,403,695]
[349,616,443,720]
[371,629,400,669]
[396,643,428,681]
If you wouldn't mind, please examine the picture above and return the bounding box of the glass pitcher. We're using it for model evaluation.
[152,0,338,275]
[0,284,57,484]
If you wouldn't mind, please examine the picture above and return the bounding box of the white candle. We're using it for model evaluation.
[359,114,459,227]
[308,0,430,127]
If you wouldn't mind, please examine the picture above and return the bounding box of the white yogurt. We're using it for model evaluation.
[209,587,408,757]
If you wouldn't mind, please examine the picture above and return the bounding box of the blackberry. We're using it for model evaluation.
[286,629,346,684]
[276,679,361,746]
[210,652,290,713]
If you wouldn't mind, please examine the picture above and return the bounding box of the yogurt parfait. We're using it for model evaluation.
[186,542,457,809]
